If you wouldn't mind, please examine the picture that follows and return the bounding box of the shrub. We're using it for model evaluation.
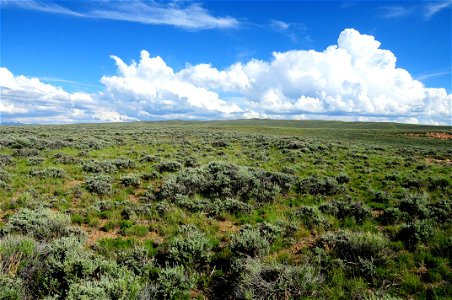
[296,176,343,196]
[397,220,434,250]
[427,199,451,224]
[158,161,293,204]
[319,200,372,225]
[120,174,141,187]
[0,168,10,183]
[141,171,161,181]
[401,177,424,189]
[0,154,13,166]
[156,161,182,173]
[230,226,270,258]
[427,176,450,191]
[317,230,389,279]
[54,153,79,164]
[85,175,113,196]
[292,206,329,229]
[233,259,323,299]
[257,222,285,243]
[0,235,37,277]
[184,156,199,168]
[336,173,350,184]
[82,160,117,173]
[23,237,142,299]
[140,155,160,163]
[174,196,252,217]
[116,247,155,277]
[30,167,67,179]
[0,274,25,300]
[166,225,213,267]
[1,208,83,241]
[378,207,403,225]
[212,140,230,147]
[27,157,44,166]
[12,148,39,157]
[143,265,197,299]
[112,158,136,169]
[397,193,429,220]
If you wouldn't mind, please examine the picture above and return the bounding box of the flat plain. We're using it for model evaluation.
[0,120,451,299]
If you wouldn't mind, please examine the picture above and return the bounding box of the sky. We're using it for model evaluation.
[0,0,451,125]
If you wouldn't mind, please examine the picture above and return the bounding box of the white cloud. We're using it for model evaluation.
[378,1,451,20]
[1,29,450,125]
[2,0,239,30]
[424,1,451,20]
[0,67,132,124]
[98,50,243,120]
[177,28,451,124]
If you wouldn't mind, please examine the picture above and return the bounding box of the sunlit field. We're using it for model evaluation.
[0,120,450,299]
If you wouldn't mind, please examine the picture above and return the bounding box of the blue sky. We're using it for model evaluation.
[1,0,451,124]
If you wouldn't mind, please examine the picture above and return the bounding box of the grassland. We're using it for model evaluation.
[0,120,451,299]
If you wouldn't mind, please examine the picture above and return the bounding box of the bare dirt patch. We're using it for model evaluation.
[425,158,452,166]
[64,180,84,189]
[128,194,140,203]
[408,132,452,140]
[81,225,120,246]
[291,235,316,255]
[217,219,239,233]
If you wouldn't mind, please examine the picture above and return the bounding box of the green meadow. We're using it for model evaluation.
[0,120,451,299]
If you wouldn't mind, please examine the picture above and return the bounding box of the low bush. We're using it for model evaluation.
[155,161,182,173]
[112,158,136,169]
[173,196,252,217]
[142,265,197,299]
[82,160,117,173]
[1,208,83,241]
[0,235,37,277]
[378,207,403,225]
[12,148,39,157]
[166,225,213,268]
[24,237,142,299]
[233,259,323,299]
[296,176,344,196]
[27,157,44,166]
[397,220,434,250]
[427,176,450,191]
[140,155,160,163]
[230,226,270,258]
[292,206,329,229]
[397,193,429,220]
[320,200,372,225]
[317,230,389,279]
[0,274,25,300]
[427,199,451,224]
[0,154,13,166]
[120,174,141,187]
[158,161,293,204]
[30,167,67,179]
[84,175,113,196]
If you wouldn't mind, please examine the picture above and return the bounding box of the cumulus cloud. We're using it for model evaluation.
[0,67,132,124]
[1,28,450,125]
[178,29,451,124]
[98,50,242,119]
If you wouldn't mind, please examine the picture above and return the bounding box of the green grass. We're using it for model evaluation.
[0,120,450,299]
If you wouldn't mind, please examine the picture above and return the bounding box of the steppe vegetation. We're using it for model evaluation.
[0,120,450,299]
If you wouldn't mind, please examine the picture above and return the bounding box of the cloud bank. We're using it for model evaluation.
[1,29,450,125]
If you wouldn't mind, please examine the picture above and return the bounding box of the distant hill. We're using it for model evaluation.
[0,121,25,126]
[142,119,452,131]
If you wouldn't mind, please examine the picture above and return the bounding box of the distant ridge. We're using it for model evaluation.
[0,121,25,126]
